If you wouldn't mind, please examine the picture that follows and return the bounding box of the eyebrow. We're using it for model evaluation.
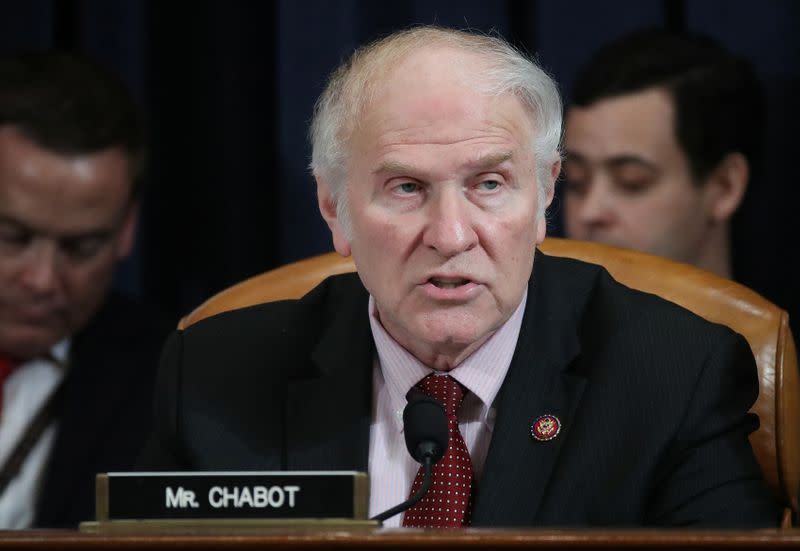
[373,150,515,176]
[0,214,30,231]
[0,214,116,242]
[564,150,658,172]
[606,155,659,172]
[58,229,115,243]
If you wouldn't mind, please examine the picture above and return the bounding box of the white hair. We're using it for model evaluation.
[309,26,563,233]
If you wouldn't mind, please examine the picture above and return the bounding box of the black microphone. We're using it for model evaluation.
[370,389,449,522]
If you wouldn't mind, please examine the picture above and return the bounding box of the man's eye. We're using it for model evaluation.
[0,230,31,250]
[564,178,588,195]
[616,179,651,195]
[611,166,655,195]
[60,238,106,261]
[477,180,500,191]
[563,160,588,183]
[395,182,420,194]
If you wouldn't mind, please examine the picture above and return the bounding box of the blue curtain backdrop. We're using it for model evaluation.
[0,0,797,328]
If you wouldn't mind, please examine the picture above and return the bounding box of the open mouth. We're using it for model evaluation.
[429,277,471,289]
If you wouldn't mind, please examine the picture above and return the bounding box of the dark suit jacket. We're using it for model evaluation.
[145,252,780,527]
[33,293,170,528]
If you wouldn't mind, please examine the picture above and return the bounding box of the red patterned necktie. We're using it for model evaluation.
[402,374,474,528]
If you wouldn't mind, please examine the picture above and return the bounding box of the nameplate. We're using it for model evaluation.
[95,471,369,521]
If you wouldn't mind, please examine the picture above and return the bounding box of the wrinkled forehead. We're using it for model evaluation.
[351,47,491,123]
[348,46,535,146]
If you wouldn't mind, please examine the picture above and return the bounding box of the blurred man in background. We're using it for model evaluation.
[0,51,169,528]
[563,29,763,279]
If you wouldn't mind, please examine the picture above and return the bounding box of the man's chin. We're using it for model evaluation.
[582,234,632,251]
[413,321,497,364]
[0,326,66,360]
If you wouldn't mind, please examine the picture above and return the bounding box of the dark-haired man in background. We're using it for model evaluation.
[563,29,763,279]
[0,51,169,528]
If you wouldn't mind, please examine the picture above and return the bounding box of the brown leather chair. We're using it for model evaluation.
[180,237,800,526]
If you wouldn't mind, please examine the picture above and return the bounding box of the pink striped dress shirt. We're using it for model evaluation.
[367,291,528,526]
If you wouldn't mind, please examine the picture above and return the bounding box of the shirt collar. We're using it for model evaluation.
[9,338,71,371]
[368,290,528,431]
[50,338,70,368]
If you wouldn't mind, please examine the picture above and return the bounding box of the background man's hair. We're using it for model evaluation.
[0,50,145,198]
[571,28,765,182]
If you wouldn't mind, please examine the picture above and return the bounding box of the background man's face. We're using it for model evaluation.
[0,127,136,359]
[563,88,713,265]
[322,48,553,369]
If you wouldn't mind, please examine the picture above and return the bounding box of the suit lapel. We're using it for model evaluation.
[288,255,595,519]
[472,252,589,526]
[285,279,373,472]
[37,331,129,523]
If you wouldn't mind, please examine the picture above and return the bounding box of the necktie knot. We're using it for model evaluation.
[416,373,466,419]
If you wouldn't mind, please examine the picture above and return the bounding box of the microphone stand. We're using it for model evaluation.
[371,455,433,522]
[371,393,447,523]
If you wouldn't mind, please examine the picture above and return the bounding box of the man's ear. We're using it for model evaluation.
[535,158,561,245]
[316,175,352,257]
[115,202,139,260]
[702,152,749,223]
[546,158,560,209]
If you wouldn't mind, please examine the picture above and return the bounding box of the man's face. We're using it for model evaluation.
[0,127,136,359]
[318,48,556,370]
[563,88,714,264]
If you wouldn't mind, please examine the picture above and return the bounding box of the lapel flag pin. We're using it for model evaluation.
[531,414,561,441]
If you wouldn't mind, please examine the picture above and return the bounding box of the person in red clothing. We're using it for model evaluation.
[0,51,168,528]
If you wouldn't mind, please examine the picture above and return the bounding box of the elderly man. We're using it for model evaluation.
[0,52,168,528]
[563,30,762,279]
[147,27,778,527]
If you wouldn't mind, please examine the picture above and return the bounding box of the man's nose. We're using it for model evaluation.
[422,190,479,257]
[577,178,615,227]
[19,241,61,295]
